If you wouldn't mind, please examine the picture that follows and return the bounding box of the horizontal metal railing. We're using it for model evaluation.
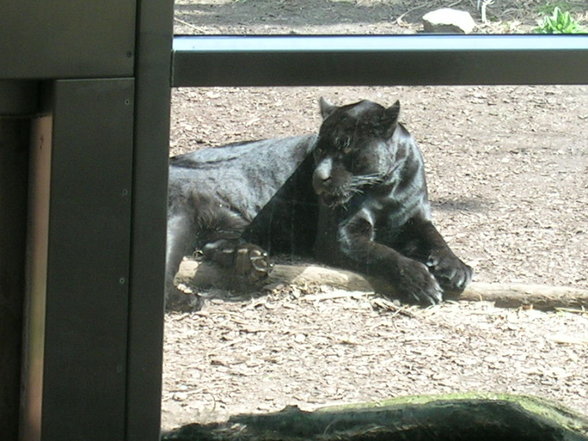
[172,34,588,87]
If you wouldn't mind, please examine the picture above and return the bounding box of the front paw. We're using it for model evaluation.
[426,250,473,297]
[234,243,272,283]
[202,240,272,283]
[397,258,443,306]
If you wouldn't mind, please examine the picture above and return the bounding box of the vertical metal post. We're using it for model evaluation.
[125,1,173,439]
[22,79,135,441]
[2,2,172,440]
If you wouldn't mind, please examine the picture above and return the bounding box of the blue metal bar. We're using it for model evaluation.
[172,34,588,87]
[174,34,588,53]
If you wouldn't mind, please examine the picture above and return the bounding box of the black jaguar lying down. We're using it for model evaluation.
[166,98,472,309]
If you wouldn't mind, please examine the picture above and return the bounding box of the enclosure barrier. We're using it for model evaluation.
[172,34,588,86]
[1,1,587,440]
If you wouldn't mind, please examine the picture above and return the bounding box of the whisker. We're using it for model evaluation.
[350,173,384,187]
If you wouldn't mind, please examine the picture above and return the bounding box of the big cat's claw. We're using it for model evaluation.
[426,250,473,298]
[235,244,272,282]
[396,258,443,306]
[202,240,272,283]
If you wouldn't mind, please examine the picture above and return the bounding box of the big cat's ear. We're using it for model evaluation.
[384,100,400,124]
[319,97,337,120]
[381,100,400,138]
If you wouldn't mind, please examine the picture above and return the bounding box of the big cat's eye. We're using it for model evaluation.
[337,135,352,153]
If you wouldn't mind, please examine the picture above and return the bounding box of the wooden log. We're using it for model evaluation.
[162,393,588,441]
[175,259,588,311]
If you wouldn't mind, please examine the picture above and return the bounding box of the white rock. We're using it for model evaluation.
[422,8,476,34]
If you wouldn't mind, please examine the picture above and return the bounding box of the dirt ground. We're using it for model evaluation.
[163,0,588,431]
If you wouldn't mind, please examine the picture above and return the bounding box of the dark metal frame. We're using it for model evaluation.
[2,1,172,440]
[1,2,586,440]
[172,35,588,86]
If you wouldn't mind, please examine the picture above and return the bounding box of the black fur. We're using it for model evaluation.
[166,99,473,309]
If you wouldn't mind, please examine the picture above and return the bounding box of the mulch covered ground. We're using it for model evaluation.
[163,0,588,430]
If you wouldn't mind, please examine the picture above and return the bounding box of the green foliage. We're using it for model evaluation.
[536,2,573,16]
[535,6,586,34]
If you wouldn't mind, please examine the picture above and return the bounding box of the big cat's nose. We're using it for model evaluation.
[314,168,331,184]
[313,158,333,192]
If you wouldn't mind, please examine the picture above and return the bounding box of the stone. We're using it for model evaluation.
[422,8,476,34]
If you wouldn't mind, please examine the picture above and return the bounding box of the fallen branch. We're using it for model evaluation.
[162,393,588,441]
[176,260,588,311]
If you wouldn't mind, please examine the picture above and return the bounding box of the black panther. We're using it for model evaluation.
[166,98,472,309]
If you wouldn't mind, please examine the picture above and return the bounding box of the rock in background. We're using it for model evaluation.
[422,8,477,34]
